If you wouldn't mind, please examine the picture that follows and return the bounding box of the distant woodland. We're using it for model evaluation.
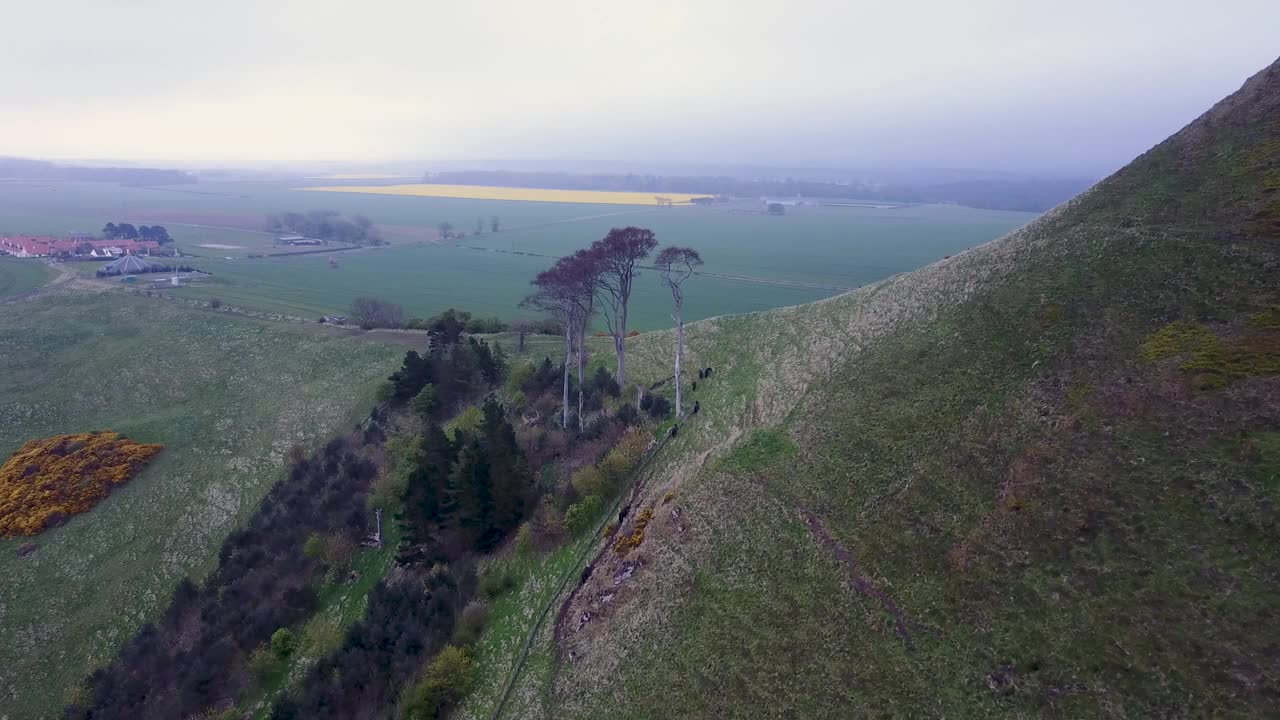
[264,210,385,245]
[0,157,195,185]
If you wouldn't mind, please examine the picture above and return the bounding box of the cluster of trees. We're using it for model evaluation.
[385,339,506,418]
[351,296,406,329]
[265,210,384,245]
[435,215,499,240]
[524,226,703,427]
[397,397,532,563]
[66,434,381,720]
[270,566,463,719]
[102,222,173,243]
[423,170,1090,212]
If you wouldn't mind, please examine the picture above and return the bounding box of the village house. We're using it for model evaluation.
[0,236,160,258]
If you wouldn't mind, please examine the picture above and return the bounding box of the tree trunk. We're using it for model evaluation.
[577,322,586,432]
[615,304,628,386]
[674,307,684,417]
[562,323,572,428]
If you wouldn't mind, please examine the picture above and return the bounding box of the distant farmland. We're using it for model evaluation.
[0,179,1036,328]
[303,183,712,205]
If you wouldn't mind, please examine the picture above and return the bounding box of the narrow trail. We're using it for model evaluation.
[488,426,679,720]
[800,508,915,650]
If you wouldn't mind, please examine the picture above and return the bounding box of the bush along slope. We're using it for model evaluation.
[65,433,382,719]
[489,58,1280,719]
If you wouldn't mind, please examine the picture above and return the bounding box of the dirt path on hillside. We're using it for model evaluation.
[800,508,915,650]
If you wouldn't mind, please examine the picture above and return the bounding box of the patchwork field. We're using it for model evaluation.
[0,179,1036,328]
[0,293,404,719]
[303,183,712,205]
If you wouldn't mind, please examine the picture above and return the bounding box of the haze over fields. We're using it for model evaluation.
[1,0,1277,175]
[2,3,1279,720]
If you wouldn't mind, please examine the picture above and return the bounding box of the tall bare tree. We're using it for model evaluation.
[564,249,600,430]
[589,227,657,387]
[655,246,703,417]
[526,252,597,429]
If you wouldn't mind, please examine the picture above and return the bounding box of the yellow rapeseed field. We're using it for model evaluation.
[301,183,711,206]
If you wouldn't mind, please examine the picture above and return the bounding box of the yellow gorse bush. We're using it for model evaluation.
[0,431,163,537]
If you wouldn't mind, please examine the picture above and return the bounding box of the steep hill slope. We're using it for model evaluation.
[479,58,1280,718]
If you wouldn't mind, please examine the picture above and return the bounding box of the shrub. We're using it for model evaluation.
[616,403,638,425]
[613,507,653,555]
[477,569,516,599]
[646,395,670,419]
[0,431,163,537]
[448,406,483,440]
[570,465,606,498]
[591,366,620,397]
[271,628,296,659]
[409,384,438,418]
[450,601,492,646]
[400,646,475,720]
[598,450,631,491]
[209,298,223,309]
[564,495,602,536]
[374,381,395,403]
[514,523,534,556]
[321,532,356,576]
[248,643,277,683]
[301,616,342,658]
[302,534,324,559]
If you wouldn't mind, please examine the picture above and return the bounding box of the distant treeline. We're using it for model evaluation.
[265,210,384,245]
[0,157,195,185]
[426,170,1092,213]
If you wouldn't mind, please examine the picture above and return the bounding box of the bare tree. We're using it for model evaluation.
[655,246,703,417]
[526,251,599,430]
[589,227,657,387]
[511,318,532,353]
[564,250,600,431]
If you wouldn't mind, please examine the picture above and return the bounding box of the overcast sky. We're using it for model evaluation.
[1,0,1276,174]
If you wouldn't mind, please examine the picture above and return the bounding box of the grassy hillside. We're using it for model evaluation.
[0,293,403,719]
[0,257,53,299]
[473,58,1280,718]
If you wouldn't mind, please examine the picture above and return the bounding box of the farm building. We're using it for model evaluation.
[101,254,160,275]
[276,235,323,246]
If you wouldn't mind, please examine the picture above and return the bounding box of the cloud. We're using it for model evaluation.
[2,0,1277,172]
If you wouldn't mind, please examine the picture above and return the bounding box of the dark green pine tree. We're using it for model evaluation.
[481,396,530,538]
[396,424,457,565]
[451,433,496,550]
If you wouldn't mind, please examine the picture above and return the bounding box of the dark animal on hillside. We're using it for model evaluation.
[692,401,699,415]
[668,425,679,438]
[619,504,631,523]
[691,381,697,392]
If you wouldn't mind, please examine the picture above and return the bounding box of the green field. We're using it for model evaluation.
[0,180,1036,329]
[0,293,404,719]
[0,257,54,298]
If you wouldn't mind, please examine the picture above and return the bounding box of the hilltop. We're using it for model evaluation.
[471,58,1280,718]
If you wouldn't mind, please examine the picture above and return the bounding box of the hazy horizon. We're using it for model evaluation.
[3,0,1278,176]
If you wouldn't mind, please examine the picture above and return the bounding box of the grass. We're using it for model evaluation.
[0,292,403,720]
[0,257,54,298]
[469,59,1280,719]
[303,184,712,205]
